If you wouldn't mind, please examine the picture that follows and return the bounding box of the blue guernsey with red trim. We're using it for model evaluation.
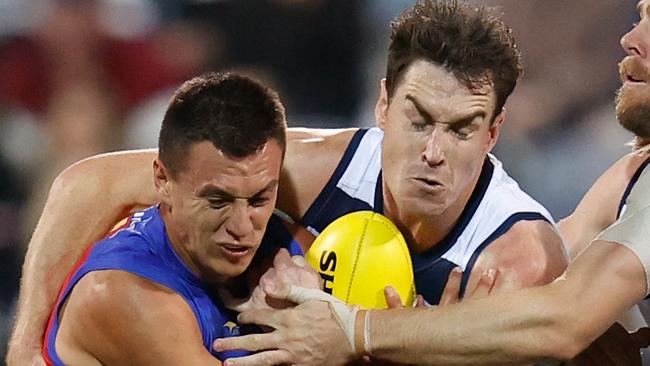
[42,206,251,365]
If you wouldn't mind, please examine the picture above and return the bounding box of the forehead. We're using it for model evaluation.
[399,60,492,100]
[179,140,282,192]
[395,59,495,120]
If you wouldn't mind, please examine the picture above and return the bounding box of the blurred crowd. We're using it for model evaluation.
[0,0,637,361]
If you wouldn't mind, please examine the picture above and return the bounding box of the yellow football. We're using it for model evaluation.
[305,211,415,309]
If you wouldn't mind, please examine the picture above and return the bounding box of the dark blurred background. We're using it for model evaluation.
[0,0,636,361]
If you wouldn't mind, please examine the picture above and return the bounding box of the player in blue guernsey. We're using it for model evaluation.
[44,207,251,365]
[9,2,571,364]
[40,72,290,365]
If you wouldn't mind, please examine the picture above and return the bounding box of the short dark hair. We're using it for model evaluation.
[159,72,287,179]
[386,0,522,118]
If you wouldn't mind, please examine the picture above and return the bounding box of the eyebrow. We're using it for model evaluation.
[197,180,279,200]
[405,95,486,124]
[406,95,434,124]
[449,115,481,129]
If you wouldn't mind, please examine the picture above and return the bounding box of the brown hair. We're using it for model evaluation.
[386,0,522,118]
[159,72,287,179]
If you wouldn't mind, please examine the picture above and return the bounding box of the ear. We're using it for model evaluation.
[375,78,389,130]
[487,108,506,152]
[153,159,173,205]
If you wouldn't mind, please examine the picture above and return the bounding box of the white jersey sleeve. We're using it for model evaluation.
[597,165,650,296]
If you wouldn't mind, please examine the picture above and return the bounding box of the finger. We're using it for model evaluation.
[237,308,283,328]
[291,254,307,267]
[260,268,291,300]
[214,332,279,353]
[223,349,293,366]
[384,285,404,308]
[273,248,293,269]
[415,294,426,308]
[490,268,524,295]
[439,267,462,306]
[469,268,496,300]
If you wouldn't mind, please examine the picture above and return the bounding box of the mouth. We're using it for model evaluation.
[413,177,444,192]
[218,243,253,260]
[625,74,646,84]
[619,57,649,86]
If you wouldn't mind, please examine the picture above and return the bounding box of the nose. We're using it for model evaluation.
[225,201,254,242]
[621,23,646,58]
[422,126,446,167]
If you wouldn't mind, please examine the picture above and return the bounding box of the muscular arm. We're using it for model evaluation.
[464,219,568,295]
[7,150,158,365]
[56,271,221,365]
[559,152,649,258]
[369,240,646,365]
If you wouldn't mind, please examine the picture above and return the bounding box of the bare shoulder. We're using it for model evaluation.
[559,151,650,258]
[472,219,568,290]
[56,270,209,365]
[278,128,359,219]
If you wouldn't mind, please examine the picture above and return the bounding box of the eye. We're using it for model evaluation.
[450,126,472,140]
[250,197,271,208]
[208,199,229,209]
[411,120,429,132]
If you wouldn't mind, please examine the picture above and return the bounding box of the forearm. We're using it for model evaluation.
[368,242,646,365]
[368,284,574,365]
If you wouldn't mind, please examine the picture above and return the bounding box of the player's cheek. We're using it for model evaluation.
[255,206,275,230]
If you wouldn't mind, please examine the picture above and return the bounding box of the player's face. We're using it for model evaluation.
[617,0,650,138]
[161,140,282,284]
[376,60,503,220]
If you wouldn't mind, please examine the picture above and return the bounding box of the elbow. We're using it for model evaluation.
[43,164,83,211]
[50,156,104,197]
[50,163,80,196]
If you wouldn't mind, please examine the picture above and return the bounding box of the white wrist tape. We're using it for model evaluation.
[363,309,372,355]
[286,285,359,352]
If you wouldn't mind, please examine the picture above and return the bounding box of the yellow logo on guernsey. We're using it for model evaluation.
[223,321,240,336]
[305,211,416,309]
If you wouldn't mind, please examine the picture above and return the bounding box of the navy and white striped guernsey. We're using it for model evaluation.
[270,127,555,305]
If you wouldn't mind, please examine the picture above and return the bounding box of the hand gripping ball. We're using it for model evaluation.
[305,211,415,309]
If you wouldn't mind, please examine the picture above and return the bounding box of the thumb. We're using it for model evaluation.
[384,285,404,309]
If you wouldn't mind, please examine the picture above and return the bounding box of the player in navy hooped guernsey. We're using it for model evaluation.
[265,126,558,305]
[42,72,292,365]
